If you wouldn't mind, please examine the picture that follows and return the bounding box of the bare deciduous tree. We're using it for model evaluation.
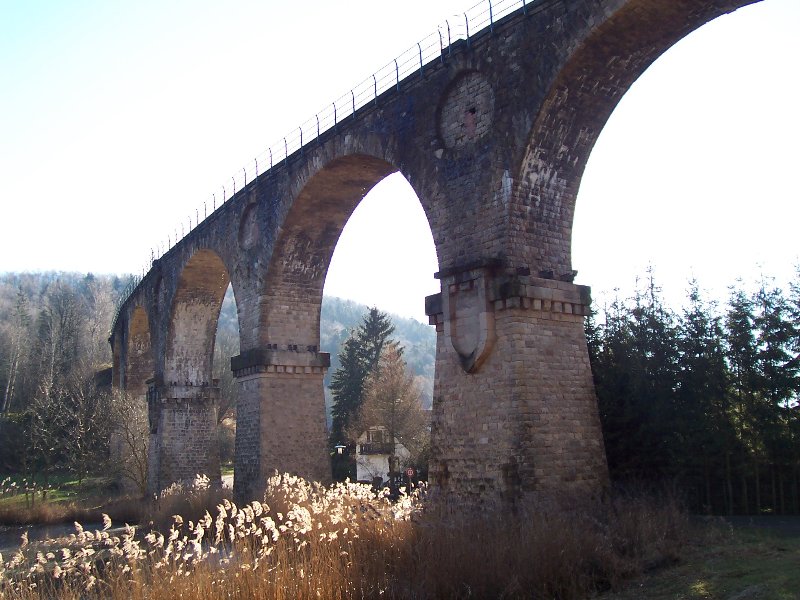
[348,346,430,470]
[108,391,149,495]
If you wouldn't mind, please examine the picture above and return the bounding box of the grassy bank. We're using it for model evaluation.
[604,519,800,599]
[1,475,110,525]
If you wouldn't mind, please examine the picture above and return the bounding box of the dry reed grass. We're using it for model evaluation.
[0,474,688,600]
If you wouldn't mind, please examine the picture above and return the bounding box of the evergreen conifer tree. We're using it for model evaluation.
[329,307,397,480]
[676,281,733,512]
[725,285,761,512]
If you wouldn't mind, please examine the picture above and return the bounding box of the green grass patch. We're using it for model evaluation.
[0,473,118,525]
[604,521,800,599]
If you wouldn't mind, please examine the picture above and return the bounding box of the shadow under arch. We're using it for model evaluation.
[165,248,236,386]
[511,0,761,278]
[126,305,154,398]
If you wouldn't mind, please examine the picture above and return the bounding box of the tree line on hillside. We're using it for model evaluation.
[589,270,800,514]
[0,272,131,484]
[2,268,799,514]
[0,273,433,490]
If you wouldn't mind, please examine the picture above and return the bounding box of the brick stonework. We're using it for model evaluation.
[110,0,760,502]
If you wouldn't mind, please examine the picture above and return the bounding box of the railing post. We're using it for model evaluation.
[254,157,258,178]
[373,74,377,105]
[232,176,236,195]
[438,29,444,63]
[465,14,471,48]
[418,43,424,75]
[489,0,494,33]
[222,185,226,203]
[316,114,320,141]
[333,102,337,131]
[284,138,288,166]
[213,194,216,211]
[522,0,527,16]
[395,59,399,91]
[269,148,273,171]
[243,167,247,186]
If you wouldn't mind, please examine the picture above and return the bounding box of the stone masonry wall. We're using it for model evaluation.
[110,0,761,503]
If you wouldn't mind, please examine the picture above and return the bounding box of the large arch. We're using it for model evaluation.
[511,0,761,276]
[232,153,439,500]
[148,248,235,492]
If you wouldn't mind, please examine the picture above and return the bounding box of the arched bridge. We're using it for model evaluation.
[110,0,759,503]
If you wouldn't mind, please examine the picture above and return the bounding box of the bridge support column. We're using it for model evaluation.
[231,348,330,503]
[426,269,608,505]
[146,382,221,495]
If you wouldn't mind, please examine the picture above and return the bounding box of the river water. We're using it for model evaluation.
[0,521,103,555]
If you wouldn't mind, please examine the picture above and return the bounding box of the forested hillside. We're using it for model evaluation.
[0,272,131,481]
[0,272,435,477]
[2,269,799,515]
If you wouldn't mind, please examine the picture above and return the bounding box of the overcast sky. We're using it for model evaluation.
[1,0,798,321]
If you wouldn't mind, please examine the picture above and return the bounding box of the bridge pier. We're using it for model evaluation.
[146,382,221,495]
[231,347,330,502]
[427,270,608,504]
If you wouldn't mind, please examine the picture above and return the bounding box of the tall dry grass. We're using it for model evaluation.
[0,474,688,599]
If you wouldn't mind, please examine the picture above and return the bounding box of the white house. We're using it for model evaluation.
[355,426,411,484]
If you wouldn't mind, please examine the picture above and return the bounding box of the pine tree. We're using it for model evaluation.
[788,266,800,512]
[725,285,761,513]
[753,280,798,513]
[676,281,733,512]
[328,308,397,479]
[590,271,683,483]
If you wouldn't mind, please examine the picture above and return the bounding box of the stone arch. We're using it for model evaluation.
[148,247,236,492]
[511,0,759,278]
[260,153,416,347]
[165,248,234,386]
[231,151,440,500]
[125,305,153,397]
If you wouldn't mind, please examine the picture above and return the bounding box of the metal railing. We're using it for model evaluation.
[112,0,538,331]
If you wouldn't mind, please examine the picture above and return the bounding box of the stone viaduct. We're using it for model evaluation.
[110,0,760,503]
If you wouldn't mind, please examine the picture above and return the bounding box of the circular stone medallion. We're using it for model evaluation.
[438,71,495,150]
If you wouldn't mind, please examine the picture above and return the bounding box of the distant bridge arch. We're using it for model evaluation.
[110,0,761,502]
[125,306,153,398]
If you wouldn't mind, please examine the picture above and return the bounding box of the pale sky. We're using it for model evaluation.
[1,0,798,322]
